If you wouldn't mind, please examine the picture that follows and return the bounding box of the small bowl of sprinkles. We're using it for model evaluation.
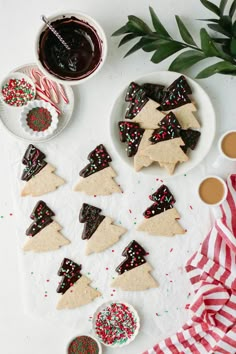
[0,72,36,107]
[20,99,58,138]
[93,301,140,348]
[67,334,102,354]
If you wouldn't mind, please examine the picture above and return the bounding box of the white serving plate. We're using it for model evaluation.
[110,71,216,178]
[0,63,74,142]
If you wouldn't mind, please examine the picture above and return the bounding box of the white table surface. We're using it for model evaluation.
[1,1,236,354]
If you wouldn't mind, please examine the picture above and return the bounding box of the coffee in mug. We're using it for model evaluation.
[219,130,236,160]
[198,176,227,206]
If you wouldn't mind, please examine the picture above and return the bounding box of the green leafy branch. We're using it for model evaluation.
[112,0,236,78]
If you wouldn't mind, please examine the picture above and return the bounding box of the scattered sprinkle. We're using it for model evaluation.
[185,304,190,310]
[105,267,109,271]
[170,248,173,253]
[189,205,193,210]
[112,249,115,253]
[129,209,132,214]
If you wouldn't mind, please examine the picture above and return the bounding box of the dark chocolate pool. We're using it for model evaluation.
[38,16,103,81]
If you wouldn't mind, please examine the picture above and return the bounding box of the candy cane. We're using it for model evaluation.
[30,68,69,107]
[35,82,61,114]
[58,84,69,104]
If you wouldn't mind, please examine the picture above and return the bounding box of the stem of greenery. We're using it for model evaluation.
[112,1,236,78]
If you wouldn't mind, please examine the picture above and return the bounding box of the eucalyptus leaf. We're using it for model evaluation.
[151,42,184,64]
[196,60,236,78]
[232,21,236,36]
[175,16,197,45]
[200,28,222,56]
[142,39,172,52]
[198,18,219,22]
[208,23,230,36]
[220,0,228,15]
[169,50,206,71]
[149,7,171,37]
[230,0,236,18]
[127,15,152,34]
[219,16,232,32]
[118,34,139,47]
[200,0,221,16]
[112,25,129,37]
[230,38,236,56]
[124,38,146,57]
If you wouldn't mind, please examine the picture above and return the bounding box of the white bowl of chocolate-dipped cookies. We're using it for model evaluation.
[35,11,108,85]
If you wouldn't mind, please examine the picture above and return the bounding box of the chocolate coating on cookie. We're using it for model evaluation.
[180,129,201,153]
[21,144,47,181]
[150,113,181,144]
[144,185,176,218]
[26,200,54,237]
[79,144,112,178]
[167,75,192,95]
[57,258,82,294]
[125,88,148,119]
[115,240,148,275]
[79,203,105,240]
[142,83,165,103]
[118,121,144,157]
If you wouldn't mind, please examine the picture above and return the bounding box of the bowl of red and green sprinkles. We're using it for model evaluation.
[0,72,36,107]
[93,301,140,348]
[20,99,58,138]
[67,334,102,354]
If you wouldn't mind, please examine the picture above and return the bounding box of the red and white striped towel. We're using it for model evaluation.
[144,174,236,354]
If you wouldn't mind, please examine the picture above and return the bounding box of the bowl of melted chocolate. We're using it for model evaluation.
[35,12,107,85]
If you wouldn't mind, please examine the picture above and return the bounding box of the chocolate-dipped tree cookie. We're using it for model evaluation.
[137,185,185,236]
[23,200,70,252]
[56,258,101,309]
[74,144,121,196]
[79,203,126,255]
[111,240,158,291]
[21,144,65,197]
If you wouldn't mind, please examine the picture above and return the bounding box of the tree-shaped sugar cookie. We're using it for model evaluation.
[137,185,185,236]
[56,258,101,310]
[159,76,200,129]
[74,144,121,196]
[180,129,201,153]
[124,82,165,129]
[141,113,188,174]
[118,121,153,171]
[23,201,70,252]
[111,240,158,291]
[79,203,126,255]
[21,144,65,197]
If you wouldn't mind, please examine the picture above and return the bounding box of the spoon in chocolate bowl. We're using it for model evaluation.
[41,15,71,50]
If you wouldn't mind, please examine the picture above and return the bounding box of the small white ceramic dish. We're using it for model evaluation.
[67,334,102,354]
[20,100,58,138]
[0,63,74,142]
[198,175,227,206]
[35,11,108,85]
[92,300,140,348]
[0,72,36,108]
[110,71,216,178]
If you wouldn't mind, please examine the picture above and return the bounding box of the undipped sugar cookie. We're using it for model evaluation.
[137,185,185,236]
[23,200,70,252]
[79,203,126,255]
[74,144,121,196]
[111,240,158,291]
[56,258,101,310]
[21,144,65,197]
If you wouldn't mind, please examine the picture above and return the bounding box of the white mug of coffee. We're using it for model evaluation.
[213,130,236,170]
[198,175,227,206]
[219,130,236,160]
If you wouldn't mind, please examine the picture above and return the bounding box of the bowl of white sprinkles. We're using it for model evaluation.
[93,301,140,348]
